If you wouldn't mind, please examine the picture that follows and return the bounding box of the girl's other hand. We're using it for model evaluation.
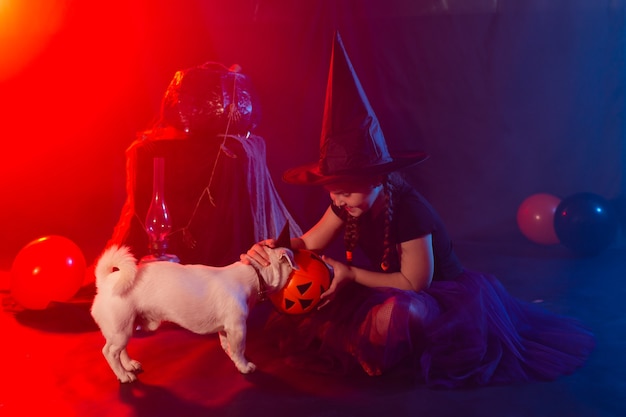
[317,255,355,309]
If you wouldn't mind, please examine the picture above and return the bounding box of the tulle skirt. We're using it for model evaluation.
[261,270,595,388]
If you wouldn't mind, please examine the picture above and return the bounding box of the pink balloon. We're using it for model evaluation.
[516,193,561,245]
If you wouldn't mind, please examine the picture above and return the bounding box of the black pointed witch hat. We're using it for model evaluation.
[282,31,428,186]
[274,222,292,249]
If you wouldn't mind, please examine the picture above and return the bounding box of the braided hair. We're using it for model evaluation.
[344,212,359,265]
[343,173,398,271]
[380,174,395,271]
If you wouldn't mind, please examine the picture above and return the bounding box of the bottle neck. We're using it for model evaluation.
[152,157,165,198]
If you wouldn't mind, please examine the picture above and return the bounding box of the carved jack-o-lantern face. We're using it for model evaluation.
[269,250,332,314]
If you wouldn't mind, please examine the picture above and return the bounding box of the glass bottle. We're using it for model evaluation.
[141,156,179,263]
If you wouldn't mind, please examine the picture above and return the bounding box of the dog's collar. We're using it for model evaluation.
[250,264,269,301]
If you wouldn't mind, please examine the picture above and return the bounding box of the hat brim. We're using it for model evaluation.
[282,152,429,186]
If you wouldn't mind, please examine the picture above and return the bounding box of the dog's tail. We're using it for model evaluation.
[94,245,138,296]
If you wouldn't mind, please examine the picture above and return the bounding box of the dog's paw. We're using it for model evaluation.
[237,361,256,374]
[123,359,142,372]
[118,371,138,384]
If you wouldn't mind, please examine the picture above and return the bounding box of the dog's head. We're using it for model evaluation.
[256,245,298,292]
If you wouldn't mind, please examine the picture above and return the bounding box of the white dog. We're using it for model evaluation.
[91,244,296,383]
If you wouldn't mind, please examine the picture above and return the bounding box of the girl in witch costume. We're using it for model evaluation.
[243,32,594,387]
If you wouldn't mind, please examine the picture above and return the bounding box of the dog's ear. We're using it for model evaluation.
[279,249,298,270]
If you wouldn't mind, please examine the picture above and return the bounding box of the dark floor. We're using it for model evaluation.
[0,239,624,417]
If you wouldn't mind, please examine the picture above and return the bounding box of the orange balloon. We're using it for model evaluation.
[516,193,561,245]
[10,236,86,310]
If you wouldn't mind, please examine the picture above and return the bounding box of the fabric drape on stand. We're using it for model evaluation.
[109,133,301,266]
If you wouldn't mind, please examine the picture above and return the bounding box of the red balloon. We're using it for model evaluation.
[10,235,86,310]
[516,193,561,245]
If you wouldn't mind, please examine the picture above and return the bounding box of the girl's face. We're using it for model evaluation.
[325,180,383,218]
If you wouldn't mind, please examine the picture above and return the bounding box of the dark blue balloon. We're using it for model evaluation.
[553,192,619,256]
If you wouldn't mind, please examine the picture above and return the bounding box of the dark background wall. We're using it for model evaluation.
[0,0,623,264]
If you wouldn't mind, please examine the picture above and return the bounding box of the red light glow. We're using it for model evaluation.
[1,1,142,257]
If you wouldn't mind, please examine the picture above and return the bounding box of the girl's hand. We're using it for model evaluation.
[317,255,355,309]
[240,239,276,266]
